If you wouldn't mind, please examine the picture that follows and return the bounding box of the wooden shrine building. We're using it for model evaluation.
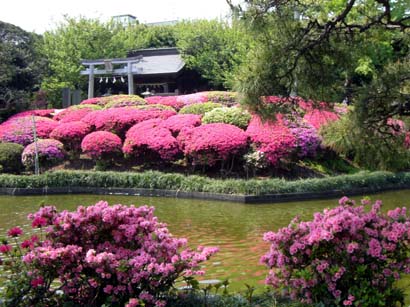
[80,48,207,98]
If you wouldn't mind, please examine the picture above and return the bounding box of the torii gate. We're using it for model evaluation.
[80,55,143,98]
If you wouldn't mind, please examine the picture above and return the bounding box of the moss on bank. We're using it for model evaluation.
[0,170,408,196]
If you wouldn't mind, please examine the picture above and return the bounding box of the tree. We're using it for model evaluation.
[39,17,124,106]
[175,19,250,89]
[229,0,410,170]
[0,21,46,119]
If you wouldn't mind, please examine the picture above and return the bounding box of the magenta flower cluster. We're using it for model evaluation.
[21,138,65,168]
[0,116,58,146]
[179,123,248,166]
[50,121,91,152]
[81,107,176,138]
[123,119,181,161]
[0,202,218,306]
[246,116,297,165]
[261,197,410,307]
[54,107,96,123]
[81,131,122,160]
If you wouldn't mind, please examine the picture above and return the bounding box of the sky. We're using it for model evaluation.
[0,0,236,34]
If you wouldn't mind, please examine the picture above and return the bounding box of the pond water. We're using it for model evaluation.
[0,190,409,300]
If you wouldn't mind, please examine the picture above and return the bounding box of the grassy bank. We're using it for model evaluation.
[0,170,408,196]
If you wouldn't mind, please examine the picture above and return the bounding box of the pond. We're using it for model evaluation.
[0,190,409,301]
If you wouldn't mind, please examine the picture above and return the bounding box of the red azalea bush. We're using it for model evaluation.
[50,121,91,153]
[261,197,410,307]
[22,139,65,169]
[246,116,296,165]
[304,109,339,130]
[81,131,122,161]
[178,123,248,166]
[161,114,202,137]
[0,202,218,307]
[123,119,181,162]
[0,116,58,146]
[82,108,176,138]
[146,96,184,110]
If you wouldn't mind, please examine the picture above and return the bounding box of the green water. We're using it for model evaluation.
[0,190,409,300]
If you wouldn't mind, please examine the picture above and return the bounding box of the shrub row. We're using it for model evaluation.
[0,170,408,196]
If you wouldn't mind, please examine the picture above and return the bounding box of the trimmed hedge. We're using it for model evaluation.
[179,102,223,115]
[0,142,24,173]
[0,170,408,196]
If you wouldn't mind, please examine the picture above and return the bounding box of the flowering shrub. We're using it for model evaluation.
[80,97,105,105]
[304,109,339,130]
[124,119,181,161]
[206,91,238,106]
[8,109,55,120]
[50,121,91,153]
[0,116,58,146]
[0,142,24,173]
[261,197,410,307]
[146,96,184,110]
[133,104,176,112]
[179,102,223,115]
[81,108,176,138]
[0,202,218,307]
[161,114,202,137]
[178,123,248,166]
[246,116,296,165]
[22,139,65,169]
[81,131,122,161]
[103,95,147,109]
[202,107,251,129]
[176,92,208,105]
[290,123,321,158]
[54,106,100,123]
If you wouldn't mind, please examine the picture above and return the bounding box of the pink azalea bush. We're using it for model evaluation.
[261,197,410,307]
[22,139,65,169]
[50,121,91,153]
[54,106,100,123]
[0,116,58,146]
[103,95,147,109]
[178,123,248,166]
[176,92,208,106]
[304,109,339,130]
[0,202,218,306]
[124,119,181,161]
[81,131,122,161]
[80,97,105,105]
[246,116,296,165]
[81,108,176,138]
[8,109,55,120]
[146,96,184,110]
[161,114,202,137]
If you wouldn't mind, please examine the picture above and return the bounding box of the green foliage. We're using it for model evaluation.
[176,20,250,89]
[39,17,125,106]
[321,113,410,171]
[69,104,102,111]
[0,142,24,174]
[0,21,46,119]
[179,102,223,115]
[202,107,251,129]
[0,169,409,196]
[133,104,176,111]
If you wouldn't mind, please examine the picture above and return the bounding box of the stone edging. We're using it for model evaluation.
[0,184,409,203]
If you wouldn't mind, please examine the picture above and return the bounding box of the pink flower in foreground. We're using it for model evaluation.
[31,276,44,287]
[7,226,23,237]
[0,244,12,253]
